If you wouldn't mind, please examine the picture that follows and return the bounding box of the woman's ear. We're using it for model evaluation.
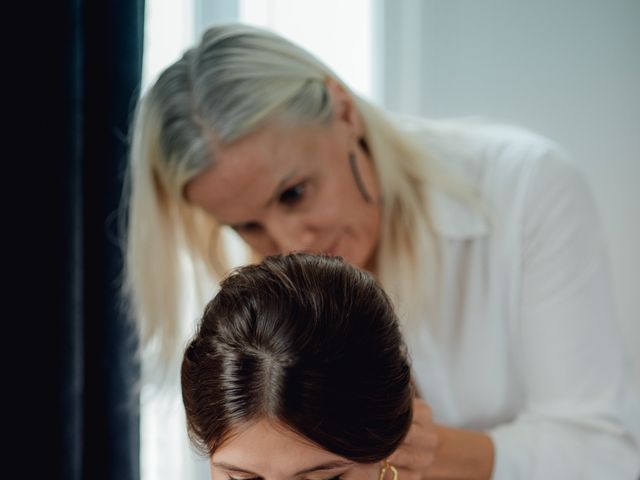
[325,76,363,137]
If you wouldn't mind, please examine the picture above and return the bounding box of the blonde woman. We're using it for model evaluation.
[125,23,640,479]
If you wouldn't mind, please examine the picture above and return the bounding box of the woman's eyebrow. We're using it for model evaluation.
[293,460,354,476]
[212,460,353,477]
[265,170,297,208]
[212,463,258,475]
[222,169,299,228]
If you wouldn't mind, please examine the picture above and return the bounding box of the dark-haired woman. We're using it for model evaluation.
[181,253,414,479]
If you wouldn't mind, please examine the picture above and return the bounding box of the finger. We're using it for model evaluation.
[411,399,433,428]
[389,466,425,480]
[388,446,436,469]
[412,397,432,415]
[402,431,439,450]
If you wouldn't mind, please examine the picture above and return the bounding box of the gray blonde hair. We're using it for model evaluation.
[126,23,471,375]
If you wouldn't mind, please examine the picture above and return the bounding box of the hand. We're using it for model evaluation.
[387,397,439,480]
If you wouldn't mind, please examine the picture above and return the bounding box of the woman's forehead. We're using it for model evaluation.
[184,130,295,214]
[211,418,352,476]
[184,123,332,222]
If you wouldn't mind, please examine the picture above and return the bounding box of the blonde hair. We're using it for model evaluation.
[125,23,475,375]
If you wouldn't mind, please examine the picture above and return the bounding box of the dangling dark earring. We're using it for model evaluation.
[349,151,373,203]
[358,136,370,155]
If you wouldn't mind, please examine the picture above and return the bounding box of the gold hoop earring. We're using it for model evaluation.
[379,460,398,480]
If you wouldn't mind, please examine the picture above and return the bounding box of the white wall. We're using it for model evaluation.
[381,0,640,380]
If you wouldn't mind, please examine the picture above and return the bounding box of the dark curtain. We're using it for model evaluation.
[19,1,145,479]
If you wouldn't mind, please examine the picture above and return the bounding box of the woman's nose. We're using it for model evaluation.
[265,214,319,254]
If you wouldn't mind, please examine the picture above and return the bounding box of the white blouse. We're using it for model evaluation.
[398,118,640,479]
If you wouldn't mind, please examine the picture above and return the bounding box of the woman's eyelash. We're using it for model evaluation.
[228,476,341,480]
[233,221,261,232]
[279,182,306,204]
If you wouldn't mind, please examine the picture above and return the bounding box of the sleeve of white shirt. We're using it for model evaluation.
[488,144,640,479]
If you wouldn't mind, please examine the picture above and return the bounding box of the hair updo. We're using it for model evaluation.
[181,253,413,463]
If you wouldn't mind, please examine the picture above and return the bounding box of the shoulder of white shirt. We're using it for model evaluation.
[390,113,572,239]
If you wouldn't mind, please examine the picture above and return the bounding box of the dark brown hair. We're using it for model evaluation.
[181,253,413,463]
